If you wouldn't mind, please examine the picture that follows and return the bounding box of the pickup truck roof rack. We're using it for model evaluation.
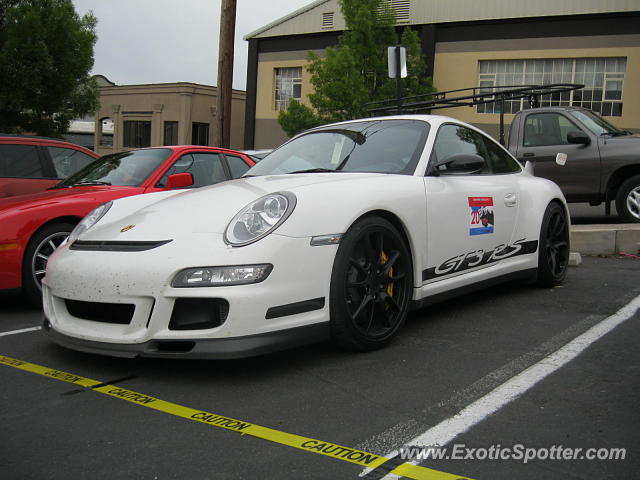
[365,83,584,145]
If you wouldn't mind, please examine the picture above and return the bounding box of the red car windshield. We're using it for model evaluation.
[54,148,172,188]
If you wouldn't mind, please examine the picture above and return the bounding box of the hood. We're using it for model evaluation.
[0,185,132,212]
[605,132,640,142]
[83,173,384,241]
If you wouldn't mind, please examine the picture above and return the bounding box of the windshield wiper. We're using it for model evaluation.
[70,181,112,186]
[600,131,628,137]
[289,168,338,174]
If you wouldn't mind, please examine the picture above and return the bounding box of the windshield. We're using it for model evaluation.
[247,120,429,176]
[56,149,172,188]
[569,110,626,136]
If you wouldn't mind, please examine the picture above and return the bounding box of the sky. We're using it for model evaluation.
[71,0,316,90]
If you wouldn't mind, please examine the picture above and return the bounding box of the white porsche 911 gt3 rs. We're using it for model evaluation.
[42,115,570,358]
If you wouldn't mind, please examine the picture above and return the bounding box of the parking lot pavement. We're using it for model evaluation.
[413,300,640,480]
[1,256,638,480]
[568,202,624,225]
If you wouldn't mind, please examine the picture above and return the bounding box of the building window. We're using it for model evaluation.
[477,57,626,117]
[192,122,209,146]
[275,67,302,111]
[164,121,178,145]
[123,120,151,148]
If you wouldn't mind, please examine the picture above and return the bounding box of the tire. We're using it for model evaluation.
[615,175,640,223]
[536,203,569,287]
[22,222,75,307]
[329,216,412,351]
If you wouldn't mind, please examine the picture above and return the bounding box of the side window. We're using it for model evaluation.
[0,144,44,178]
[480,137,521,174]
[431,124,490,174]
[557,115,578,141]
[523,113,580,147]
[47,147,96,178]
[225,154,251,178]
[156,152,227,188]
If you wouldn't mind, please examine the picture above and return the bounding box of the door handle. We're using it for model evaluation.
[504,193,517,207]
[522,152,535,157]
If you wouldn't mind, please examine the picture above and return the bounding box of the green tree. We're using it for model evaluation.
[0,0,99,136]
[277,99,322,137]
[278,0,435,136]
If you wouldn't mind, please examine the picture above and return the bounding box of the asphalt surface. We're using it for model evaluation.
[1,256,639,480]
[568,202,623,225]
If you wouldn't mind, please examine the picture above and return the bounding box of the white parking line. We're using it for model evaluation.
[0,326,41,337]
[362,293,640,479]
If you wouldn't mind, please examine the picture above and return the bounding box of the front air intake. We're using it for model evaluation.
[65,299,135,324]
[168,298,229,330]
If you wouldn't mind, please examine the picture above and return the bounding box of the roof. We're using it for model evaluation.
[245,0,640,39]
[244,0,331,40]
[98,82,246,97]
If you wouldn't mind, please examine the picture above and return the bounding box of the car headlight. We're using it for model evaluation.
[68,201,113,244]
[224,192,296,246]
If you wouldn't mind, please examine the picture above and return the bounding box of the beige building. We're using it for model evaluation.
[244,0,640,148]
[94,77,245,155]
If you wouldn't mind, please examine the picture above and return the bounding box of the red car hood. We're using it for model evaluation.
[0,186,139,212]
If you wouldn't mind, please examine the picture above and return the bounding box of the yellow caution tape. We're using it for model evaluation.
[0,355,472,480]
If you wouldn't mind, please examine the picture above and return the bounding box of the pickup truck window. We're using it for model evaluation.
[523,113,580,147]
[568,110,625,136]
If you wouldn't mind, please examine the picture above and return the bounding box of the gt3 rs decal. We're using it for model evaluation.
[422,239,538,282]
[469,196,494,236]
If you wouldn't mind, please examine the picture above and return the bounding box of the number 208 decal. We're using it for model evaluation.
[422,239,539,282]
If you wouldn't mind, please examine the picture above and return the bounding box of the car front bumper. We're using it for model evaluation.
[42,317,329,359]
[42,232,337,358]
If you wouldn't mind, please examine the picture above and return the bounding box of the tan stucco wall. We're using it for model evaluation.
[95,83,246,155]
[252,35,640,147]
[255,57,315,120]
[432,35,640,133]
[253,51,322,148]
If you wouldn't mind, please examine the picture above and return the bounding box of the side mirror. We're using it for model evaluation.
[432,153,485,175]
[166,172,193,189]
[567,130,590,145]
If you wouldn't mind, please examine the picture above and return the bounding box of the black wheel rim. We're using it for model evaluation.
[544,210,569,278]
[31,232,68,290]
[343,228,409,339]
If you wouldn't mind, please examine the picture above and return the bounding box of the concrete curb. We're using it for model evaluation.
[571,224,640,256]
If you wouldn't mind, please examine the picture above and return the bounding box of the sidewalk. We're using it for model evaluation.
[571,224,640,256]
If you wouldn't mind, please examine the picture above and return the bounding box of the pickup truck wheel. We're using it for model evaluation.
[615,175,640,223]
[536,203,569,287]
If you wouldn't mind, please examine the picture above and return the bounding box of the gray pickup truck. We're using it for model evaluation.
[507,106,640,223]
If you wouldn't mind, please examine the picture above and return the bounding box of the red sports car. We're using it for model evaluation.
[0,145,254,304]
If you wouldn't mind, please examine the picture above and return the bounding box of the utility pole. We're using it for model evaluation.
[215,0,236,148]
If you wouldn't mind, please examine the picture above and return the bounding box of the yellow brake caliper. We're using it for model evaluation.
[380,251,394,297]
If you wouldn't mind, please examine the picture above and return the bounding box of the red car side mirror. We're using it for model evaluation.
[166,173,193,189]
